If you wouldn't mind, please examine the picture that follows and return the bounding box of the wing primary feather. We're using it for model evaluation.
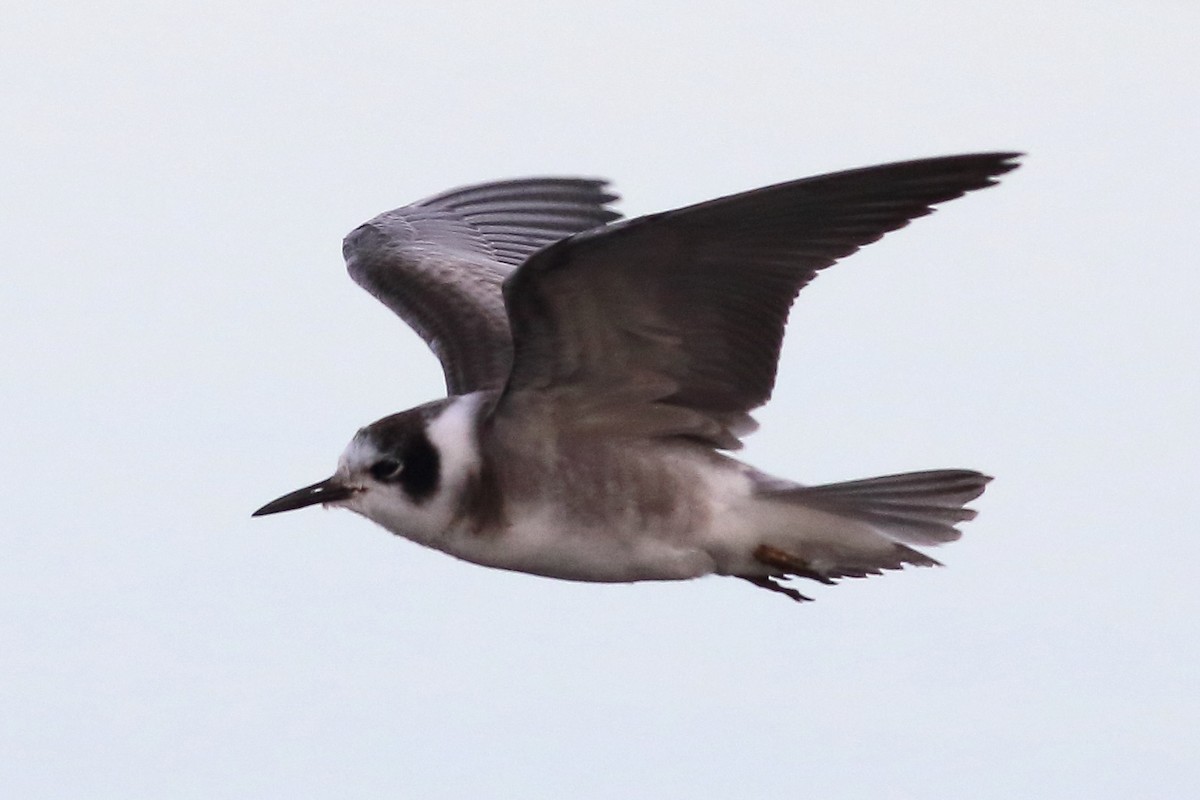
[498,153,1020,446]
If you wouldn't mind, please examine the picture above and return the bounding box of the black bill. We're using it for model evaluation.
[252,477,355,517]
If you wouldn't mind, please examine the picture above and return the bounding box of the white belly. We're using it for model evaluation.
[462,509,716,582]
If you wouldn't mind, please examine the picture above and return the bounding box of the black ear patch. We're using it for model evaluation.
[397,430,440,503]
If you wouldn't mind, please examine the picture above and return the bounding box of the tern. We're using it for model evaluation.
[254,153,1019,601]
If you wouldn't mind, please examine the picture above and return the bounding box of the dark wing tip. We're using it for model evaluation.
[959,150,1024,181]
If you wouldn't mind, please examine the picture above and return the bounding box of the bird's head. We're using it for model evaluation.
[253,396,482,544]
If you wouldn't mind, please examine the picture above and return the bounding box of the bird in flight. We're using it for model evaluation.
[254,153,1020,601]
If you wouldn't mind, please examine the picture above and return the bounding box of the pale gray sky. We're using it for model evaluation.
[3,2,1198,797]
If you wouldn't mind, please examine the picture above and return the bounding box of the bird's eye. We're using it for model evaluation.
[369,458,403,481]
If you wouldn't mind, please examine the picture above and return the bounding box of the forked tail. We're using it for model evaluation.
[742,469,991,601]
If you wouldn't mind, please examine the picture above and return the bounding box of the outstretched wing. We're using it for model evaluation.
[496,153,1020,448]
[343,178,621,395]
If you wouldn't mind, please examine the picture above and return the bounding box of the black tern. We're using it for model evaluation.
[254,153,1020,601]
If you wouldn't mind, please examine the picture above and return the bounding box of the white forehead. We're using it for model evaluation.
[337,433,380,474]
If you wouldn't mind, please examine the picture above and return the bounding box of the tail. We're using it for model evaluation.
[739,469,990,601]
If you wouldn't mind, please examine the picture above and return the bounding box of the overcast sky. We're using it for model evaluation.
[3,2,1198,798]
